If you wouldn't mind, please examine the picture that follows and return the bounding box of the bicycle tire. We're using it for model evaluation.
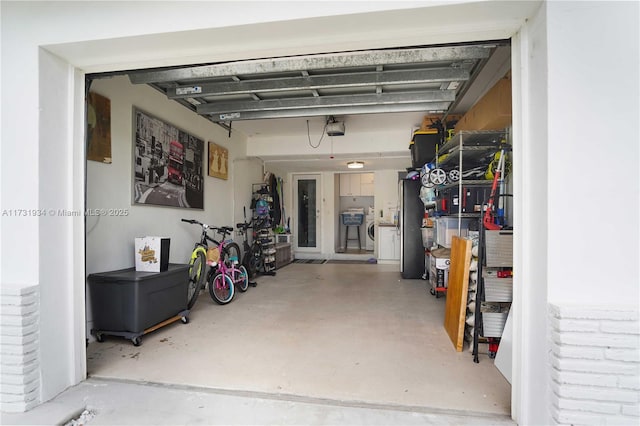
[236,265,249,292]
[187,249,206,310]
[250,243,263,276]
[221,241,248,290]
[223,242,242,268]
[209,272,235,304]
[242,243,260,279]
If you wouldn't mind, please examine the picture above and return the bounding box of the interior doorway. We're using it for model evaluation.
[293,174,321,254]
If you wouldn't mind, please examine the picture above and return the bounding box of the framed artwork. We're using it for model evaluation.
[87,92,112,163]
[208,142,229,180]
[132,107,204,209]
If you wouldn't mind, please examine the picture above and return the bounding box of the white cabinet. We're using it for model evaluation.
[340,173,374,196]
[378,226,400,261]
[340,173,359,196]
[360,172,375,196]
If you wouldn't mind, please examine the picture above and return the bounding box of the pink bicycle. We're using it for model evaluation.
[205,225,249,304]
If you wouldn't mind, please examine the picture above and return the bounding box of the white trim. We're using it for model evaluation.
[510,26,526,425]
[71,67,87,384]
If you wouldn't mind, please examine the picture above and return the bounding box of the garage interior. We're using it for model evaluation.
[85,40,514,417]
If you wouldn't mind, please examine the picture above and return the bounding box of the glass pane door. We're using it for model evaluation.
[294,174,320,252]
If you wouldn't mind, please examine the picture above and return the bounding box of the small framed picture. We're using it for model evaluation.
[208,141,228,180]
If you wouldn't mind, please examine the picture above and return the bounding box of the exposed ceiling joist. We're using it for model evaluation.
[197,90,454,114]
[204,102,452,121]
[167,68,470,99]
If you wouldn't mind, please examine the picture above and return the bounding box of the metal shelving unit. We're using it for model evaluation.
[252,183,277,275]
[473,229,513,363]
[433,130,508,235]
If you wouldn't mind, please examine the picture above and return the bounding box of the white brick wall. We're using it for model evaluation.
[0,285,40,413]
[549,304,640,425]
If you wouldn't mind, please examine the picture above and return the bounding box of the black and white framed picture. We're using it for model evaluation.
[132,107,204,209]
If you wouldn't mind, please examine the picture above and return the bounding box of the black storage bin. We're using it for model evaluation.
[88,263,189,334]
[438,185,493,214]
[464,185,492,213]
[410,131,441,168]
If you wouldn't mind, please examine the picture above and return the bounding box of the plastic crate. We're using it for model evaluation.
[421,227,434,248]
[485,230,513,267]
[340,213,364,226]
[483,276,513,302]
[482,313,508,337]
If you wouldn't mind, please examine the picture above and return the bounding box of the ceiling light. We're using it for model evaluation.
[347,161,364,169]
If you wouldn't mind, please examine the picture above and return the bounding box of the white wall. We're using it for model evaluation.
[234,158,266,229]
[85,75,250,335]
[248,115,413,158]
[375,170,402,224]
[86,76,248,271]
[545,1,639,305]
[37,49,83,407]
[512,2,639,424]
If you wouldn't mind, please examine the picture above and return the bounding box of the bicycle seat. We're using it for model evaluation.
[219,226,234,233]
[236,223,250,230]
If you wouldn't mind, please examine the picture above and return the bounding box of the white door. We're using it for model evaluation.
[293,174,321,253]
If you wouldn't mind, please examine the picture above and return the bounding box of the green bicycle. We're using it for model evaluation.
[181,218,217,309]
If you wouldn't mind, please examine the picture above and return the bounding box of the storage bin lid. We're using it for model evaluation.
[88,264,189,282]
[413,129,439,137]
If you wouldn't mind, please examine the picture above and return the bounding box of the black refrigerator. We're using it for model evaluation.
[399,178,424,279]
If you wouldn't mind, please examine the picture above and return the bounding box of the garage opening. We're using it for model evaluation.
[85,40,514,416]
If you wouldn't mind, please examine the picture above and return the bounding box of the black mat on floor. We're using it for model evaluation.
[326,259,376,264]
[292,259,328,264]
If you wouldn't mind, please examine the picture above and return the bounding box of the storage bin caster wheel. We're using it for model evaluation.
[132,336,142,346]
[96,333,104,343]
[181,316,189,324]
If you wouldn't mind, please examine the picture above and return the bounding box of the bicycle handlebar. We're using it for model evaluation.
[181,218,202,226]
[182,219,234,236]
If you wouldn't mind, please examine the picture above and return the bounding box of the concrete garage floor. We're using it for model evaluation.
[4,263,513,425]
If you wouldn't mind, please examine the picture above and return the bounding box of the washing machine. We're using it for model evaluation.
[365,214,375,251]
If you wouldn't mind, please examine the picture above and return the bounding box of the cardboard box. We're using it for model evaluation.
[135,237,170,272]
[429,247,451,289]
[455,75,512,132]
